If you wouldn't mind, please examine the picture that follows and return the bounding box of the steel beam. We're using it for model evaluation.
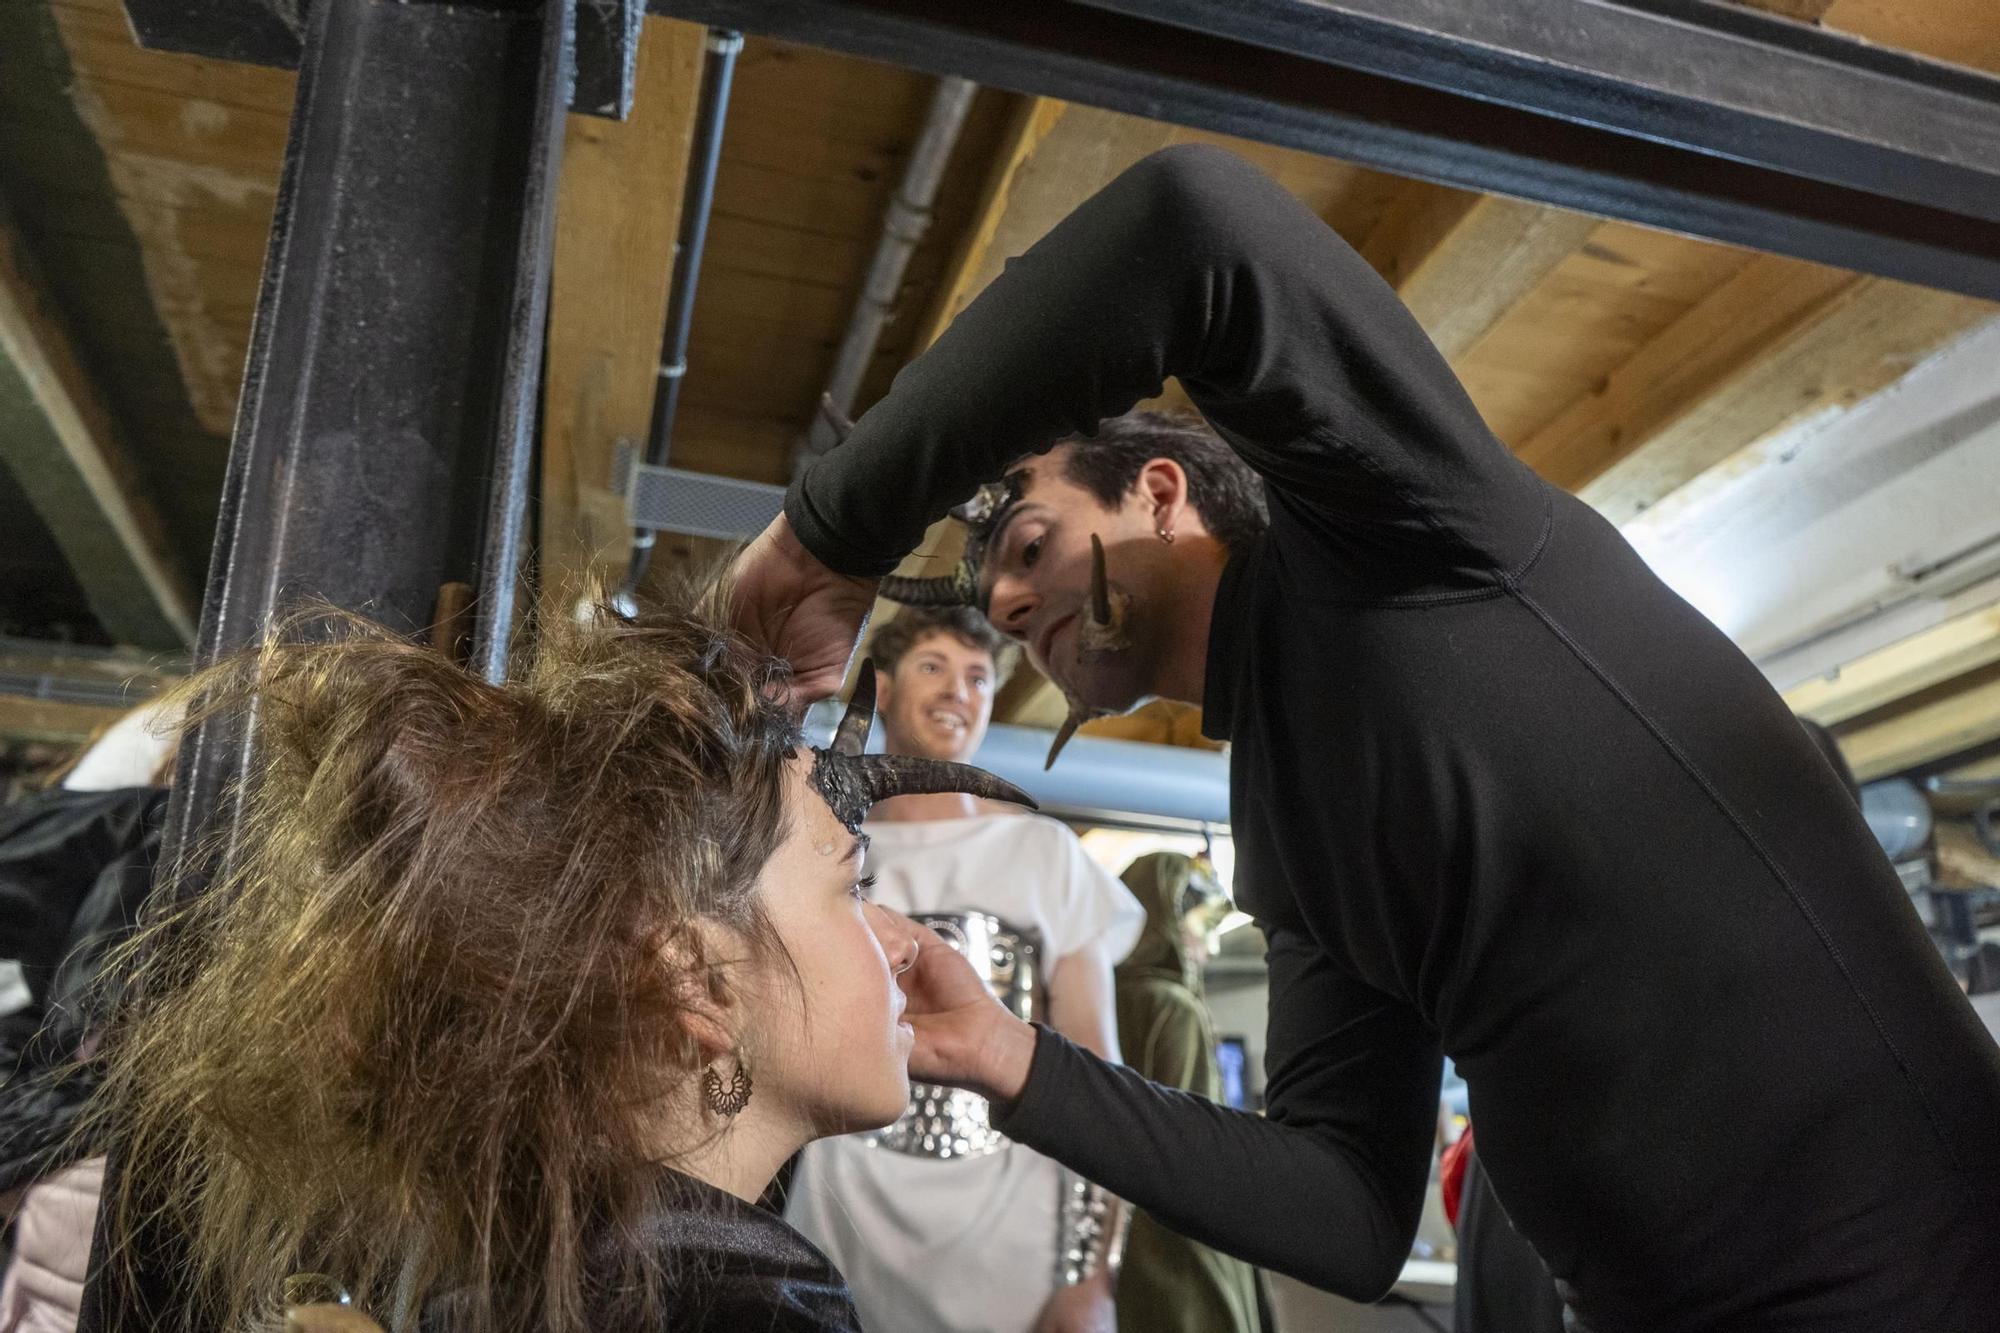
[122,0,641,119]
[652,0,2000,300]
[79,0,574,1321]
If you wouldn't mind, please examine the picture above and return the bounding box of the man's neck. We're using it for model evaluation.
[1148,537,1227,705]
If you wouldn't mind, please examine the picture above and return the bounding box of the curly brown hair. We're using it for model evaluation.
[85,582,803,1333]
[868,606,1019,687]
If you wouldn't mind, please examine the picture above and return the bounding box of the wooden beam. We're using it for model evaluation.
[1079,699,1221,749]
[1515,254,1995,520]
[0,217,198,648]
[0,694,123,746]
[539,17,707,615]
[1837,663,2000,783]
[1938,752,2000,786]
[1732,0,1838,21]
[994,668,1067,731]
[1513,0,2000,521]
[1935,822,2000,891]
[916,99,1180,350]
[1786,604,2000,727]
[1358,183,1598,363]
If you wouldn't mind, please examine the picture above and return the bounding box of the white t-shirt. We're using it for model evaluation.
[786,812,1143,1333]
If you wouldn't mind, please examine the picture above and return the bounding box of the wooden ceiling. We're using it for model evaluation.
[3,0,2000,785]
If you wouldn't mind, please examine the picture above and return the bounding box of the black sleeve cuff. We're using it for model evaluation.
[988,1024,1078,1148]
[783,475,903,580]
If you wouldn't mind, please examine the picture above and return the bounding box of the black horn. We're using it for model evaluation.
[1089,533,1111,626]
[832,661,877,757]
[878,561,978,609]
[1044,712,1083,771]
[809,750,1037,832]
[851,754,1036,813]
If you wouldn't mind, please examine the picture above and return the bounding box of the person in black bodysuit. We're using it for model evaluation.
[729,144,2000,1332]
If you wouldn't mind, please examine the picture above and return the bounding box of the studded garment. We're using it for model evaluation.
[864,911,1044,1160]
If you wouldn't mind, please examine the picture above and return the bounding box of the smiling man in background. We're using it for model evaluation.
[784,607,1143,1333]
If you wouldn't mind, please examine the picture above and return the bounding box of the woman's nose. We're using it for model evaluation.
[868,902,921,975]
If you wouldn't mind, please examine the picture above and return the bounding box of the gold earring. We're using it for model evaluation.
[1156,521,1175,544]
[703,1060,752,1116]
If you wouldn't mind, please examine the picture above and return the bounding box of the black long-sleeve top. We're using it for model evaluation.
[785,145,2000,1332]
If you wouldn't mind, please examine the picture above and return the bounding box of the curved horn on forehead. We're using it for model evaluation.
[851,755,1035,812]
[809,750,1038,832]
[832,661,877,757]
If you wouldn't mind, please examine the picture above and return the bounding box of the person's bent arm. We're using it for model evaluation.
[907,919,1441,1300]
[1037,945,1125,1333]
[783,143,1545,587]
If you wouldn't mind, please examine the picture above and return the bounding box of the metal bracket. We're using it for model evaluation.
[612,441,786,541]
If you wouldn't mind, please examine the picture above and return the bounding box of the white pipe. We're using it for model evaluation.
[803,703,1230,825]
[797,76,979,471]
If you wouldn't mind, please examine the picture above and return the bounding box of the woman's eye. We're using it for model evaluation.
[1022,535,1044,569]
[850,874,878,901]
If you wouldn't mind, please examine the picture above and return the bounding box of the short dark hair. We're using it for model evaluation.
[1059,410,1267,553]
[870,606,1019,685]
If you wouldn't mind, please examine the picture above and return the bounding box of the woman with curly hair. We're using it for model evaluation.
[79,585,1030,1333]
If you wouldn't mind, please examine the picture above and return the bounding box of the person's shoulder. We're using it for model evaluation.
[980,812,1098,861]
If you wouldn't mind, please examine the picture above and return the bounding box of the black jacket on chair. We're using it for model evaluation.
[0,785,167,1194]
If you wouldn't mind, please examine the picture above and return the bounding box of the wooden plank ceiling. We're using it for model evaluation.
[3,0,2000,784]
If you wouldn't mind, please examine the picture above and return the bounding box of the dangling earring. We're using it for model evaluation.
[703,1059,752,1117]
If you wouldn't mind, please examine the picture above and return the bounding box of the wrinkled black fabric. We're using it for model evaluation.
[1456,1147,1566,1333]
[618,1171,863,1331]
[421,1169,862,1332]
[790,145,2000,1331]
[1,786,166,1194]
[0,786,165,1009]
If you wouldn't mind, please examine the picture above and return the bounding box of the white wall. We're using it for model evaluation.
[1621,318,2000,689]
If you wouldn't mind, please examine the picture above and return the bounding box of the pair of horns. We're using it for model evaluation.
[810,662,1038,832]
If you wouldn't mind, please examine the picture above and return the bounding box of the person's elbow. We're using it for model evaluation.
[1118,143,1275,241]
[1288,1223,1414,1305]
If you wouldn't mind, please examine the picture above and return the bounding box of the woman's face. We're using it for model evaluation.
[739,753,919,1136]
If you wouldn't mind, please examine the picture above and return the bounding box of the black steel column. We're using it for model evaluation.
[82,0,574,1321]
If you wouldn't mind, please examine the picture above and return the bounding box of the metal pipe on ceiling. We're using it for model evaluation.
[794,74,978,478]
[620,26,742,598]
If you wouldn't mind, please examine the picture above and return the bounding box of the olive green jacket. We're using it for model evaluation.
[1113,854,1262,1333]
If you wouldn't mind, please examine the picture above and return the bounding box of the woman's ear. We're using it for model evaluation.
[661,920,746,1060]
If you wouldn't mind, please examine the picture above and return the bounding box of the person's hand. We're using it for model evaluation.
[1032,1273,1116,1333]
[729,513,878,711]
[896,919,1038,1105]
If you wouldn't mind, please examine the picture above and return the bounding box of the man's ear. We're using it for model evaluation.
[1134,457,1192,531]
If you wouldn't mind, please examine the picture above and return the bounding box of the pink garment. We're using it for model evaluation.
[0,1157,104,1333]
